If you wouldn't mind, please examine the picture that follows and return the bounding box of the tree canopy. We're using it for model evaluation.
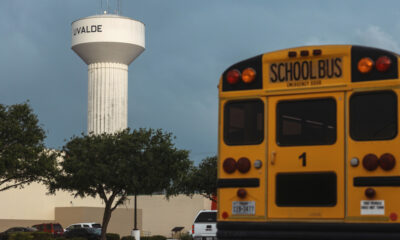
[183,155,217,202]
[48,128,192,240]
[0,102,56,192]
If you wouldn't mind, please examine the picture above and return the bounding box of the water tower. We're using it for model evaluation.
[71,9,145,134]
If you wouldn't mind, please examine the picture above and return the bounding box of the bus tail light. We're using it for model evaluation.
[365,188,376,198]
[226,69,241,84]
[222,211,229,219]
[358,57,374,74]
[376,56,392,72]
[379,153,396,171]
[362,154,379,171]
[242,68,256,84]
[223,158,237,173]
[237,157,251,173]
[237,188,247,198]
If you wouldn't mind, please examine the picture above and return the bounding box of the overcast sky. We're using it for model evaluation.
[1,0,400,163]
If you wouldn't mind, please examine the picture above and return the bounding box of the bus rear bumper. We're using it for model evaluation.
[217,221,400,240]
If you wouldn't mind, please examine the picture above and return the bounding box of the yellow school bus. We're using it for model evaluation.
[217,45,400,239]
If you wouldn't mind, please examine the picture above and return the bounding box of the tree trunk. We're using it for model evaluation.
[101,201,113,240]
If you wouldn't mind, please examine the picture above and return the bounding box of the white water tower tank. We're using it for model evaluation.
[71,14,145,134]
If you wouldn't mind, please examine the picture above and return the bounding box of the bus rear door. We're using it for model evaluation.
[267,92,345,219]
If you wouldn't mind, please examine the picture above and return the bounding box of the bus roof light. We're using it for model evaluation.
[379,153,396,171]
[358,57,374,74]
[313,49,322,56]
[362,154,379,171]
[376,56,392,72]
[242,68,256,84]
[237,157,251,173]
[300,50,309,57]
[226,69,241,85]
[223,158,237,174]
[288,51,297,58]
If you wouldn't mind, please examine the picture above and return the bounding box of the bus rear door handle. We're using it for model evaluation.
[271,151,276,165]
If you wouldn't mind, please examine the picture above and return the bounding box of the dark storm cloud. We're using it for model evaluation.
[1,0,400,163]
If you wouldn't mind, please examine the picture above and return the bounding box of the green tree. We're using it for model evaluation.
[48,129,192,240]
[185,156,217,202]
[0,102,56,192]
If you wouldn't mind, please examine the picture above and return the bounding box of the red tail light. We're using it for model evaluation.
[237,157,251,173]
[223,158,237,173]
[222,211,229,219]
[237,188,247,199]
[379,153,396,171]
[362,154,379,171]
[376,56,392,72]
[226,69,241,84]
[192,224,194,234]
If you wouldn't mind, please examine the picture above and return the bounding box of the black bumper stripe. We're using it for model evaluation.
[354,176,400,186]
[217,221,400,240]
[217,178,259,188]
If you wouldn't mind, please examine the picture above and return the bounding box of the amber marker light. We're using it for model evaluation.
[379,153,396,171]
[237,157,251,173]
[226,69,241,85]
[223,158,237,174]
[362,154,379,171]
[376,56,392,72]
[242,68,256,84]
[358,57,374,73]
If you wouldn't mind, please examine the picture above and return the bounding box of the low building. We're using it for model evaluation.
[0,183,211,237]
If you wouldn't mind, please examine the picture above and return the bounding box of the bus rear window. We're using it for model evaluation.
[276,98,336,146]
[350,91,397,141]
[224,100,264,145]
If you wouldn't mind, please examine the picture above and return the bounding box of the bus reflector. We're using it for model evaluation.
[379,153,396,171]
[242,68,256,84]
[237,188,247,199]
[223,158,237,173]
[237,157,251,173]
[365,188,376,198]
[358,57,374,73]
[362,154,379,171]
[376,56,392,72]
[390,212,398,221]
[226,69,241,84]
[222,211,229,219]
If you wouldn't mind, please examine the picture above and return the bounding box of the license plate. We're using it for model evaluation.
[232,201,255,215]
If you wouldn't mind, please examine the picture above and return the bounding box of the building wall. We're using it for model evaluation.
[135,195,211,237]
[55,207,142,237]
[0,184,211,237]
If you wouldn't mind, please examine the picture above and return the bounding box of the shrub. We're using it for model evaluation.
[31,232,52,240]
[9,232,33,240]
[106,233,120,240]
[121,237,135,240]
[143,236,166,240]
[179,233,193,240]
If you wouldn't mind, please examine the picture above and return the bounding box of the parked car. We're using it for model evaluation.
[32,223,64,236]
[0,227,37,240]
[64,222,101,232]
[64,227,101,240]
[192,210,217,240]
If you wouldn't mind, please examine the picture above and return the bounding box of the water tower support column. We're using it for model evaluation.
[88,62,128,134]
